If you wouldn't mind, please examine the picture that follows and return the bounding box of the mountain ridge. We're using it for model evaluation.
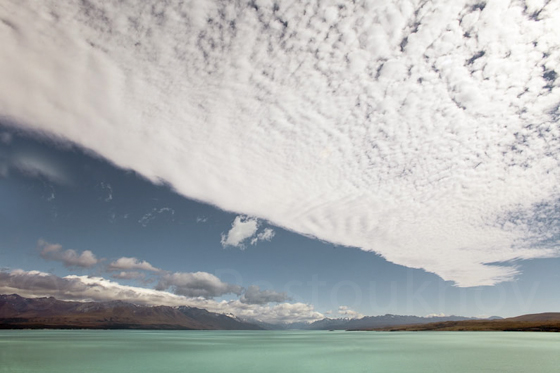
[5,294,553,331]
[361,312,560,332]
[0,294,261,330]
[251,314,481,330]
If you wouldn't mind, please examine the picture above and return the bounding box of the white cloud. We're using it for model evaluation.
[221,216,259,248]
[107,257,160,272]
[1,1,560,286]
[230,301,323,324]
[337,305,363,319]
[38,240,98,268]
[221,216,276,248]
[156,271,243,298]
[0,269,323,323]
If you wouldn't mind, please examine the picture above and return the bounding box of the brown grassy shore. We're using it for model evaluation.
[350,313,560,332]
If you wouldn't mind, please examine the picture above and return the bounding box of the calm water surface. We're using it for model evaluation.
[0,330,558,373]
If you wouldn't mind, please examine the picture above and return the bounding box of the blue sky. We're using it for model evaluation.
[0,1,559,322]
[1,128,558,320]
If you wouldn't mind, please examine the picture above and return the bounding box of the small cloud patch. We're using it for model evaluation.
[221,216,275,249]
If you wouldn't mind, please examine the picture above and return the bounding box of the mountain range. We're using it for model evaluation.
[4,294,556,331]
[0,294,261,330]
[253,314,482,330]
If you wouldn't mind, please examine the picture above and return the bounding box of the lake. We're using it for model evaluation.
[0,330,558,372]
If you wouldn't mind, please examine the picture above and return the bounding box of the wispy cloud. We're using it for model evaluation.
[250,228,275,246]
[100,182,113,202]
[38,240,98,268]
[1,150,71,185]
[138,207,174,227]
[1,1,560,286]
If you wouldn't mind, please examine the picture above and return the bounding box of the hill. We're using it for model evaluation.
[365,313,560,332]
[0,294,261,330]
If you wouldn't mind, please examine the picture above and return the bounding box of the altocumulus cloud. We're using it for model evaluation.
[0,270,322,323]
[1,1,560,286]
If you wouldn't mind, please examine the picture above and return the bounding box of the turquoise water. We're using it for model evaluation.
[0,330,559,373]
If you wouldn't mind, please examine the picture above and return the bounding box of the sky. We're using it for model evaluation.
[0,0,559,322]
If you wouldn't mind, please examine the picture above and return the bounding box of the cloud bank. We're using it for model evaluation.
[1,0,560,285]
[28,243,316,321]
[0,269,322,323]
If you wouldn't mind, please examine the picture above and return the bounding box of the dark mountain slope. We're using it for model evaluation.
[0,294,261,330]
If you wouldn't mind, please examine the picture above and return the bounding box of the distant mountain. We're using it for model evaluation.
[253,314,478,330]
[0,294,261,330]
[369,313,560,332]
[506,313,560,322]
[5,294,529,331]
[310,315,478,330]
[487,316,504,320]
